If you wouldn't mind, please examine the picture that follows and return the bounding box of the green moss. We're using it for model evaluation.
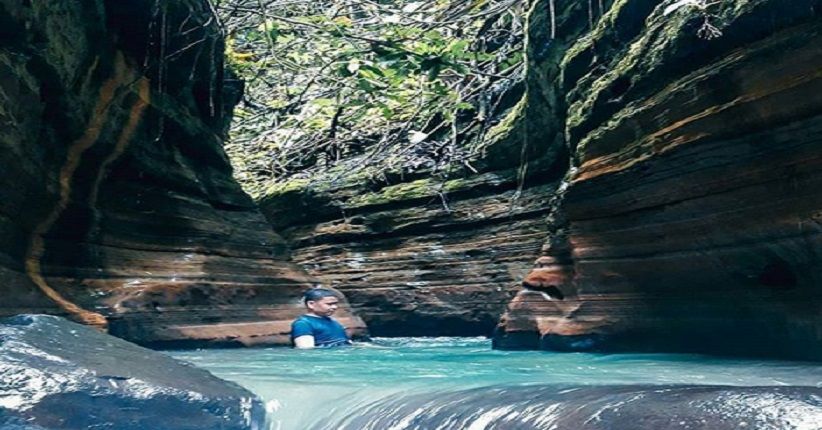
[345,175,489,208]
[565,5,694,135]
[442,178,472,193]
[567,0,773,159]
[484,96,526,144]
[261,178,311,198]
[560,0,634,71]
[257,163,375,198]
[347,178,437,206]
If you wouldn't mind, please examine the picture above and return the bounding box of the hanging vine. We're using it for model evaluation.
[213,0,530,197]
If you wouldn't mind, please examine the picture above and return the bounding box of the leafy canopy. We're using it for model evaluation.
[215,0,528,198]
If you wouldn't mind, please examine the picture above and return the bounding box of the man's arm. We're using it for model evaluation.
[291,319,315,349]
[293,335,315,349]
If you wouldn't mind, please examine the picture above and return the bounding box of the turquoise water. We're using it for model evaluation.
[168,337,822,429]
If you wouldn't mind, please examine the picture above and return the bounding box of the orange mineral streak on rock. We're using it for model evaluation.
[89,77,151,209]
[24,54,139,330]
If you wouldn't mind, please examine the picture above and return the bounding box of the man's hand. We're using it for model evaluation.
[294,335,315,349]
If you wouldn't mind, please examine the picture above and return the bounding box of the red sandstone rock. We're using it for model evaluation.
[495,0,822,359]
[0,0,366,346]
[264,177,556,336]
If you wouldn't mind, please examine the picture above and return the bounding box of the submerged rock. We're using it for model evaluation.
[321,384,822,430]
[0,315,265,430]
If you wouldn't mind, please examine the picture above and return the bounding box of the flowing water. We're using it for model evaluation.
[168,337,822,429]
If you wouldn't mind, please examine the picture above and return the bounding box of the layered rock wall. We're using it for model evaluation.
[262,165,559,336]
[258,0,621,336]
[0,0,365,346]
[495,0,822,359]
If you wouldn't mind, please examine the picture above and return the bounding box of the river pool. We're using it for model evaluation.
[168,337,822,429]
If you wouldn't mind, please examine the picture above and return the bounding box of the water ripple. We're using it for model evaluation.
[167,337,822,429]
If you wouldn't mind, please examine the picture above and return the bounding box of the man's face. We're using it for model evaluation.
[307,296,339,317]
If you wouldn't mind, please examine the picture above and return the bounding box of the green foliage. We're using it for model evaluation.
[216,0,529,198]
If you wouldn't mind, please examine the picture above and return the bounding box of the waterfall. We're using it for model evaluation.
[311,384,822,430]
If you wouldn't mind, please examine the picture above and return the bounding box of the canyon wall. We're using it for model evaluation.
[494,0,822,359]
[0,0,365,347]
[261,168,557,336]
[258,0,822,359]
[257,0,609,336]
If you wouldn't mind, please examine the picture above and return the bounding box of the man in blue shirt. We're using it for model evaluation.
[291,288,351,348]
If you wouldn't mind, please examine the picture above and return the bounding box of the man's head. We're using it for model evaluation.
[302,288,340,317]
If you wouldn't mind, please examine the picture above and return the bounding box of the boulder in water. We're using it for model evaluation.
[0,315,265,430]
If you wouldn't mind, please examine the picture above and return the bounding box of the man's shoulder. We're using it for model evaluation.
[291,316,316,338]
[292,315,343,328]
[292,315,314,324]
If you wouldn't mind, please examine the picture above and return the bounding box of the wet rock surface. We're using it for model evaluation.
[0,315,265,430]
[323,384,822,430]
[0,0,365,345]
[494,0,822,358]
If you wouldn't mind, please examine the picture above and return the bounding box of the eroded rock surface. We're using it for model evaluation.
[254,2,579,337]
[258,0,822,349]
[494,0,822,358]
[0,315,265,430]
[0,0,365,346]
[261,171,557,336]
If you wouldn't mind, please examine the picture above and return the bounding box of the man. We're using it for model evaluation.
[291,288,351,348]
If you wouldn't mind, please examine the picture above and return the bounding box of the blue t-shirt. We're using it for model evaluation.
[290,315,350,348]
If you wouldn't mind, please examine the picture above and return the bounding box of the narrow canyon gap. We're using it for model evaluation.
[0,0,820,360]
[260,0,822,359]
